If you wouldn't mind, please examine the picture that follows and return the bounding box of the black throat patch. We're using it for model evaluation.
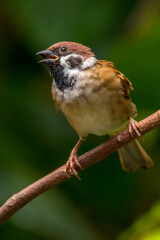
[49,64,77,92]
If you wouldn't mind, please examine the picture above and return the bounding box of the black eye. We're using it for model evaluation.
[60,46,67,53]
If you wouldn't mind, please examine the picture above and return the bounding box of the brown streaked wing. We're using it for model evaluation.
[94,60,133,99]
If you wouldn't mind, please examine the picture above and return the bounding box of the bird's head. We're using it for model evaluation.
[37,41,97,70]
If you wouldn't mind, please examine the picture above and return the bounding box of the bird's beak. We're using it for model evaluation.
[36,49,59,65]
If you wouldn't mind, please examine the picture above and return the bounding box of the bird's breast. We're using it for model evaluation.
[52,76,136,138]
[52,68,93,104]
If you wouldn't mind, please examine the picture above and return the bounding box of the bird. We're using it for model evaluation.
[37,41,153,179]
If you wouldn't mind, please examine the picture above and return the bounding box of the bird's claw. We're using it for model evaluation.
[65,152,83,180]
[129,118,143,141]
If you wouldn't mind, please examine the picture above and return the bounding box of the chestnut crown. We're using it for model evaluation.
[48,41,95,59]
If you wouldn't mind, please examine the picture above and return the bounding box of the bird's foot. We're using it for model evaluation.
[65,151,83,180]
[128,118,143,141]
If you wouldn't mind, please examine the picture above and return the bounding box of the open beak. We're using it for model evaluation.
[36,49,59,65]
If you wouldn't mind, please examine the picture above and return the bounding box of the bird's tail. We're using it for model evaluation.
[118,139,153,172]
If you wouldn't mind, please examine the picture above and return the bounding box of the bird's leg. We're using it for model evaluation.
[66,138,84,180]
[128,117,143,140]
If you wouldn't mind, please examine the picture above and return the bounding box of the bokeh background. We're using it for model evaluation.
[0,0,160,239]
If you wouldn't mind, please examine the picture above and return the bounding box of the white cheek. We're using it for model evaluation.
[60,54,97,70]
[60,54,82,68]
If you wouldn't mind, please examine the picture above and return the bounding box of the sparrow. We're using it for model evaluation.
[37,41,153,179]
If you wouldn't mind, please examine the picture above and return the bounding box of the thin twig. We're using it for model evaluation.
[0,110,160,226]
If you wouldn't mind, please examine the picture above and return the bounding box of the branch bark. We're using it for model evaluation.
[0,110,160,226]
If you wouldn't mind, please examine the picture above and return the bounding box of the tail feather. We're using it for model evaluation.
[118,139,153,172]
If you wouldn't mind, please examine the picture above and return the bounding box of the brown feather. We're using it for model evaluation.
[93,60,133,99]
[118,140,153,172]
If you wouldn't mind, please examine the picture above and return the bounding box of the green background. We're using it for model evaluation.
[0,0,160,239]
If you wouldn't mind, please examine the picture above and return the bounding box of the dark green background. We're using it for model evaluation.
[0,0,160,239]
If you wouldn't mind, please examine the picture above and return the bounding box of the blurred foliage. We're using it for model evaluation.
[117,201,160,240]
[0,0,160,239]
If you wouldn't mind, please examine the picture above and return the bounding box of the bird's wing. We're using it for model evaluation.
[94,60,133,100]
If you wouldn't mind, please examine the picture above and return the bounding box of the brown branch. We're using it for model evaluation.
[0,110,160,226]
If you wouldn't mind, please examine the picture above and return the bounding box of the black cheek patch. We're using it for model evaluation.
[66,56,82,68]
